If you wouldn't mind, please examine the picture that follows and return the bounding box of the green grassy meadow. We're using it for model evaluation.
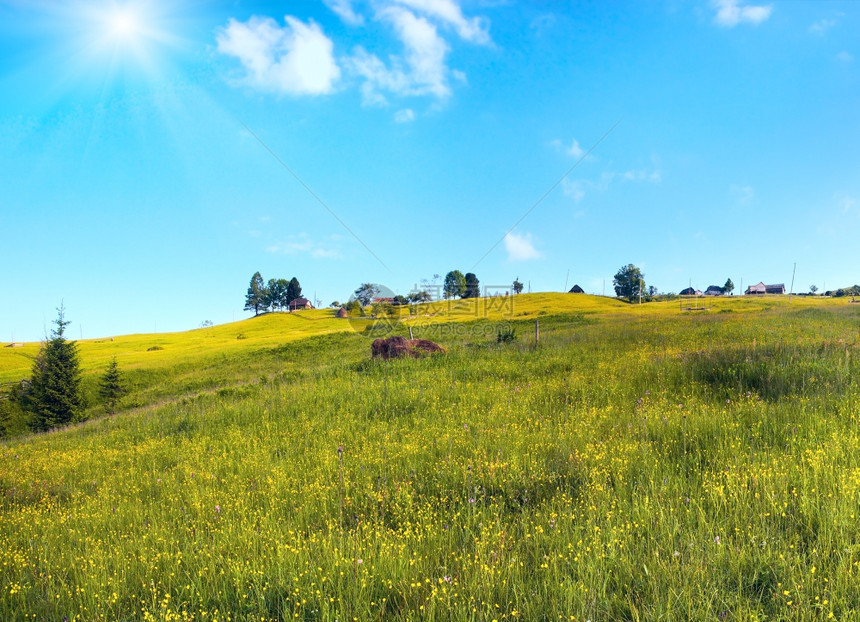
[1,294,860,620]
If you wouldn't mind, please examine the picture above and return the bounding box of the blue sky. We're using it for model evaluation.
[1,0,857,341]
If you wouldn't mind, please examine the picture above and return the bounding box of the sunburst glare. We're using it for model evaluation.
[70,1,183,81]
[108,8,139,39]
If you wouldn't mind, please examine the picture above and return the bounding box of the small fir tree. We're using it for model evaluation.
[28,305,84,431]
[99,357,127,413]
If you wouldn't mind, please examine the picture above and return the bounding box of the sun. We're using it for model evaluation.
[110,11,137,37]
[44,1,178,87]
[84,2,173,76]
[106,7,142,42]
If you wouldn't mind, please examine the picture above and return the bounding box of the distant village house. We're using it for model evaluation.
[288,297,314,311]
[745,282,785,295]
[568,285,585,294]
[679,287,703,296]
[704,286,724,296]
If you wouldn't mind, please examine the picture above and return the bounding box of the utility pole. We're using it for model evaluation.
[789,262,797,302]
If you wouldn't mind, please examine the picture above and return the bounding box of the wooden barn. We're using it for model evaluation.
[289,297,314,311]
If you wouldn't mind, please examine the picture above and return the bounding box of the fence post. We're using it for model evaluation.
[535,319,539,345]
[408,326,414,340]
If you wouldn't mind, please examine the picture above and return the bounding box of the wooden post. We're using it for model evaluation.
[535,319,539,344]
[408,326,414,340]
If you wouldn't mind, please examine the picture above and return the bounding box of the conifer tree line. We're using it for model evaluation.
[244,272,303,315]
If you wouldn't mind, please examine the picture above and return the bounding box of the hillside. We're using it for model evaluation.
[1,294,859,620]
[0,293,830,386]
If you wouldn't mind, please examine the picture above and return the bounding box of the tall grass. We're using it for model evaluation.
[1,298,859,620]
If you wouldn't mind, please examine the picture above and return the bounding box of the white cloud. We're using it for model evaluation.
[562,179,586,202]
[347,49,410,105]
[567,139,585,159]
[267,234,341,258]
[216,16,340,95]
[392,0,490,44]
[311,247,342,259]
[220,1,490,109]
[324,0,364,26]
[713,0,772,27]
[346,7,451,105]
[562,159,660,203]
[836,51,854,63]
[384,7,450,97]
[394,108,415,122]
[552,138,584,159]
[623,168,661,183]
[809,18,836,35]
[563,175,610,203]
[839,195,856,214]
[730,184,755,204]
[504,232,542,261]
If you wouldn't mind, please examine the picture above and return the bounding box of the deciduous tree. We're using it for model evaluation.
[409,290,432,303]
[353,283,379,306]
[613,264,645,301]
[443,270,466,299]
[265,278,285,311]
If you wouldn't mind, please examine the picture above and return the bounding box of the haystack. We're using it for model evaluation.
[371,336,445,360]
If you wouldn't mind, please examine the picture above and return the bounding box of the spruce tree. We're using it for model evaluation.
[244,272,266,316]
[99,356,126,414]
[286,277,302,305]
[28,305,84,431]
[464,272,480,298]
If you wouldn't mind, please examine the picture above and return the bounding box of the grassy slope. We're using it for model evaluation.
[1,294,859,621]
[0,293,829,385]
